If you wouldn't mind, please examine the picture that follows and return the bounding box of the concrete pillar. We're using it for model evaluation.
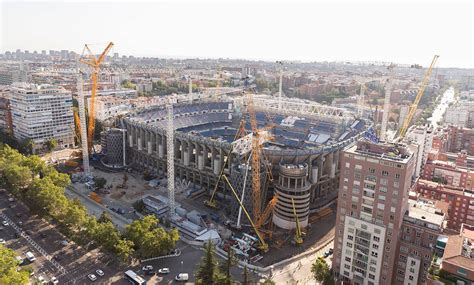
[128,126,134,147]
[147,131,152,154]
[137,128,143,151]
[158,134,164,158]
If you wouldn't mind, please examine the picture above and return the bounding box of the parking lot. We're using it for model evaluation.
[0,189,130,285]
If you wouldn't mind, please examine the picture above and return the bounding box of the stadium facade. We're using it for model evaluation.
[116,96,371,229]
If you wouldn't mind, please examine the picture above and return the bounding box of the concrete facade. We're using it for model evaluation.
[9,83,74,152]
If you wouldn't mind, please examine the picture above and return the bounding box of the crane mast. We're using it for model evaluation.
[380,64,396,141]
[167,100,176,216]
[398,55,440,139]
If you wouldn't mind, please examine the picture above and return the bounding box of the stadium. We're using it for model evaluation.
[118,95,371,229]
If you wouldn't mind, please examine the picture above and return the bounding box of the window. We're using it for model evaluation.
[410,268,415,273]
[394,181,400,188]
[395,173,400,179]
[372,244,379,250]
[379,186,387,193]
[347,242,353,248]
[344,264,351,269]
[354,172,361,179]
[369,168,375,174]
[348,235,354,241]
[371,251,378,258]
[373,236,380,242]
[345,257,351,263]
[345,162,350,168]
[411,260,416,266]
[379,195,386,201]
[369,274,375,280]
[409,275,414,281]
[382,170,389,176]
[355,164,362,170]
[380,178,388,185]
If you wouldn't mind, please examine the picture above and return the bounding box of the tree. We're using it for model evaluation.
[0,245,29,285]
[195,241,221,285]
[220,247,237,285]
[114,239,135,263]
[98,211,113,224]
[124,215,179,258]
[94,177,107,190]
[311,257,335,285]
[45,138,58,152]
[242,265,250,285]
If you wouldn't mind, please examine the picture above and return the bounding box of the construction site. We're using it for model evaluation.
[69,42,438,266]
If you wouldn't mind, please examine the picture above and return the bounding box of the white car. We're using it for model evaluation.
[175,273,189,281]
[37,276,45,284]
[0,239,5,244]
[95,269,104,277]
[87,274,97,281]
[158,268,170,274]
[2,220,8,226]
[50,277,59,284]
[142,265,153,271]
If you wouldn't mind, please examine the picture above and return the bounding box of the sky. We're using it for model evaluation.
[1,0,473,68]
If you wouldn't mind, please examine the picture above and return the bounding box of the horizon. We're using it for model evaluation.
[1,0,473,68]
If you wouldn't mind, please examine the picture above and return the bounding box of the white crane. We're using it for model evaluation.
[380,64,396,141]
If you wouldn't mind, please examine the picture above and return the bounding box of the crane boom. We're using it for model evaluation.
[247,92,262,222]
[255,194,278,228]
[79,42,114,152]
[222,175,268,252]
[398,55,439,139]
[291,198,303,245]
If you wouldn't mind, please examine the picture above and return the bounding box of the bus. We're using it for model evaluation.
[124,270,147,285]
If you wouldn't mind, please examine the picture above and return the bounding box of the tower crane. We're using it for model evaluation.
[398,55,440,139]
[79,42,114,152]
[380,63,396,141]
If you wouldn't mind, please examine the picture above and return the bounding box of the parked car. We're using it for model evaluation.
[142,265,153,272]
[95,269,104,277]
[50,276,59,284]
[158,268,170,274]
[0,239,5,244]
[117,208,126,214]
[87,274,97,281]
[2,220,9,226]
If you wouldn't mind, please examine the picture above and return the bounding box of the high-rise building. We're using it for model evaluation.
[333,140,416,285]
[405,124,434,178]
[10,83,75,153]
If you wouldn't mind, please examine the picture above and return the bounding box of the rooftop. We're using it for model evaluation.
[347,139,413,164]
[404,199,445,229]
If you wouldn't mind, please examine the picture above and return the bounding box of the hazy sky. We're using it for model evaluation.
[1,0,473,68]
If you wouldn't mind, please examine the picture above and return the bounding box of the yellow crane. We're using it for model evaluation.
[222,175,268,252]
[205,119,247,209]
[291,198,303,245]
[398,55,440,139]
[79,42,114,152]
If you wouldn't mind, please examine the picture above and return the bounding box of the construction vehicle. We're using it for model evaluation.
[222,175,268,252]
[78,42,114,153]
[397,55,440,139]
[291,198,303,245]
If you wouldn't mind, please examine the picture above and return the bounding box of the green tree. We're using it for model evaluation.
[220,247,237,285]
[0,245,29,285]
[114,239,135,263]
[93,177,107,189]
[195,241,221,285]
[311,257,335,285]
[124,215,179,258]
[45,138,58,152]
[98,211,113,224]
[242,265,250,285]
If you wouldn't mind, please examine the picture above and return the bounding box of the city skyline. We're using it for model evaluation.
[1,0,473,68]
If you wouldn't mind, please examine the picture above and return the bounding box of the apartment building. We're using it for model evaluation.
[415,179,474,231]
[0,97,12,134]
[395,199,445,285]
[405,124,434,178]
[10,83,74,152]
[441,224,474,283]
[333,140,416,285]
[422,160,474,190]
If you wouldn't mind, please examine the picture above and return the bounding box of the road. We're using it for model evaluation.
[427,86,456,128]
